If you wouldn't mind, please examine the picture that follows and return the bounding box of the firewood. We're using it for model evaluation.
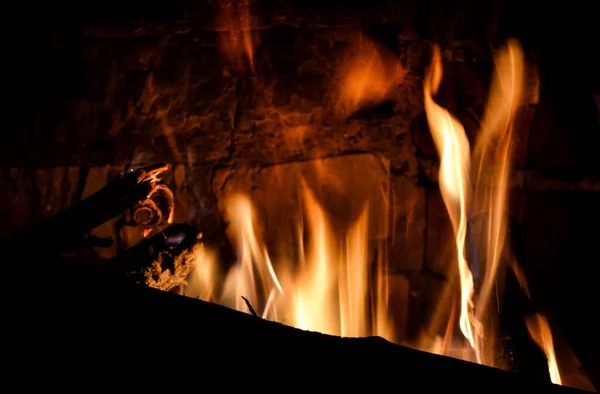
[5,254,589,394]
[1,163,170,258]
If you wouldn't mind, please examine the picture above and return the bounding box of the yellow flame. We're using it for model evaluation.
[290,183,338,334]
[510,260,595,390]
[423,46,478,359]
[472,40,524,330]
[525,314,562,385]
[222,194,283,315]
[422,39,578,387]
[186,179,393,341]
[185,247,219,302]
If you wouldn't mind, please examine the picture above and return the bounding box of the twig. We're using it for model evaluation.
[241,296,258,317]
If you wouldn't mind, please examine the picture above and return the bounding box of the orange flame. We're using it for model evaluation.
[186,179,394,341]
[510,260,594,390]
[422,39,585,388]
[334,36,405,119]
[216,0,255,73]
[472,41,524,334]
[525,314,562,385]
[423,45,478,359]
[423,41,525,362]
[179,32,591,389]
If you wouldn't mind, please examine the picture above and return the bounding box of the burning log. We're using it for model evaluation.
[0,161,199,296]
[7,258,588,393]
[1,163,171,258]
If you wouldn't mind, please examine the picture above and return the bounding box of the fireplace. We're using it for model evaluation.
[3,0,599,390]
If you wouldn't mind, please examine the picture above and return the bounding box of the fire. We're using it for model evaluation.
[510,260,594,389]
[180,30,589,388]
[187,181,394,340]
[526,314,563,384]
[422,38,583,387]
[334,35,405,120]
[216,0,255,73]
[423,45,478,359]
[510,262,564,385]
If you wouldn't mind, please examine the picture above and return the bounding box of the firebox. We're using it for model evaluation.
[2,0,599,391]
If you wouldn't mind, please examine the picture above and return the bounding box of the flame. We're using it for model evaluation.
[334,36,405,119]
[179,32,591,389]
[221,193,283,315]
[216,0,255,73]
[423,45,478,358]
[421,39,585,388]
[525,314,562,385]
[510,260,594,390]
[511,258,563,384]
[186,247,219,302]
[186,179,394,341]
[471,40,524,336]
[423,41,525,362]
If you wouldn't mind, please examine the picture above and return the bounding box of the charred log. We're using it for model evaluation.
[4,253,590,393]
[1,163,170,258]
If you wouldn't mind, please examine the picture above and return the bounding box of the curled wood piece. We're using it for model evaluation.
[143,238,204,292]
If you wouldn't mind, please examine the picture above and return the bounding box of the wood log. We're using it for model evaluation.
[1,163,169,257]
[4,254,590,393]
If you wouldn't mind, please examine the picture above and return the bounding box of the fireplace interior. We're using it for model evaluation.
[3,0,599,390]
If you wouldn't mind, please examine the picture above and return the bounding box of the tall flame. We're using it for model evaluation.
[422,39,579,387]
[423,46,478,358]
[221,194,283,316]
[472,41,524,336]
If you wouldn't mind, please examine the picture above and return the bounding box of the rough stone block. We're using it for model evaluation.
[424,188,455,277]
[388,175,426,272]
[406,271,454,342]
[387,273,410,342]
[213,153,391,264]
[0,169,35,238]
[0,167,84,239]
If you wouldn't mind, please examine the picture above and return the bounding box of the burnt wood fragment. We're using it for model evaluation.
[108,223,202,292]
